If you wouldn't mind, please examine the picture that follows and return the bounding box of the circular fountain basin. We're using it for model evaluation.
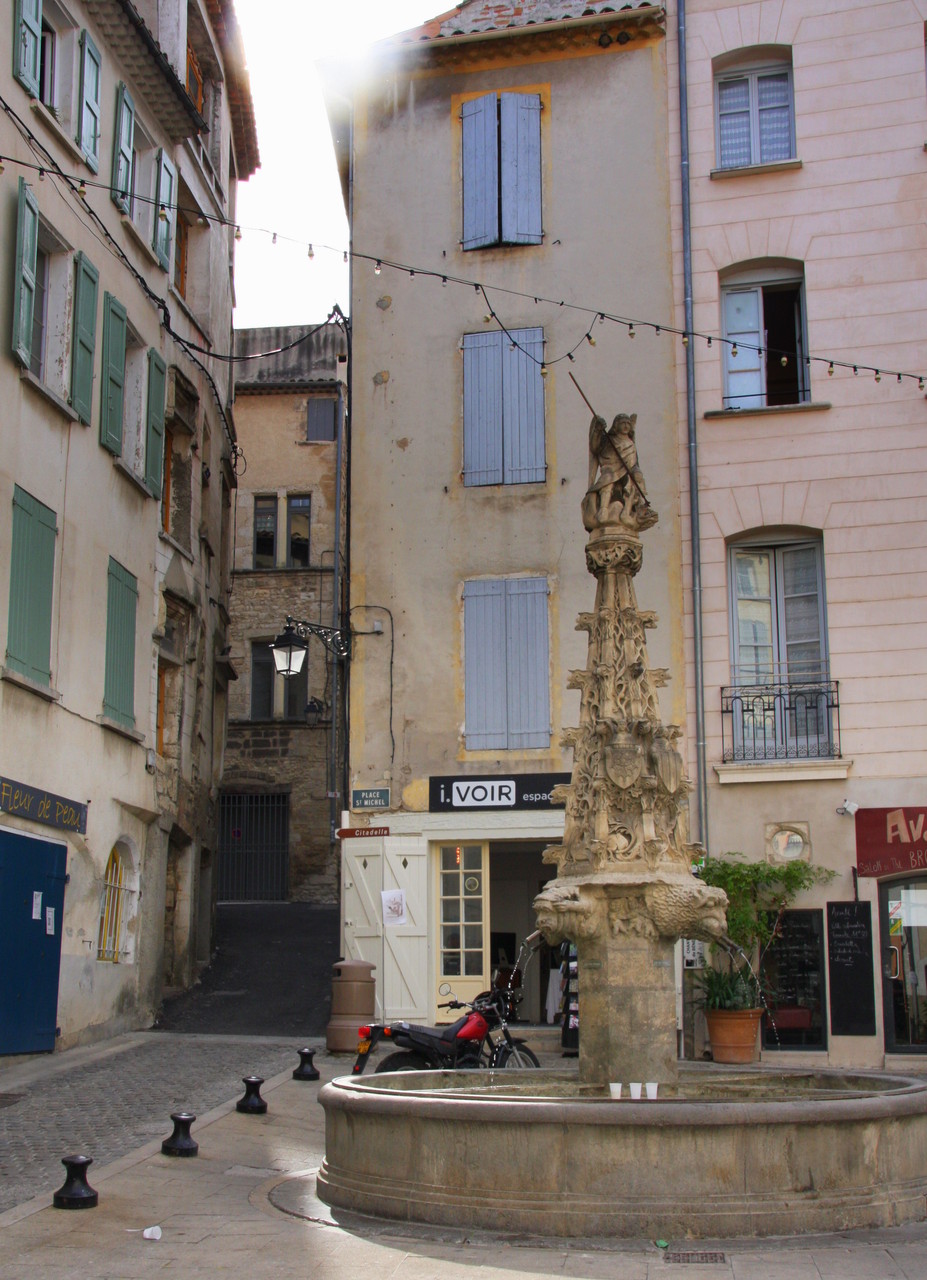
[317,1066,927,1238]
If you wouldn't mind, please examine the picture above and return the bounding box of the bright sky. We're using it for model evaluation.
[231,0,439,330]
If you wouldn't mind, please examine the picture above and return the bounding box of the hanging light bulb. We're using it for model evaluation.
[828,362,834,376]
[706,336,712,348]
[198,215,208,227]
[627,323,636,339]
[409,269,415,278]
[441,276,447,287]
[78,179,87,198]
[897,373,903,384]
[344,251,349,264]
[731,343,739,358]
[483,314,492,324]
[158,205,168,222]
[38,168,45,181]
[586,333,596,347]
[780,354,788,368]
[682,333,689,347]
[919,377,925,391]
[655,325,661,336]
[853,366,859,376]
[307,244,315,259]
[567,352,575,362]
[234,225,242,240]
[874,370,881,383]
[374,260,381,274]
[272,232,277,244]
[540,364,549,377]
[0,157,5,174]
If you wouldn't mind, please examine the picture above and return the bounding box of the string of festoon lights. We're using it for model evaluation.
[2,141,925,394]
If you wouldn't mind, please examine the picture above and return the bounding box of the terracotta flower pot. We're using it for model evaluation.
[705,1007,764,1064]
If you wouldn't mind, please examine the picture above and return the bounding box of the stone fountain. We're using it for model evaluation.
[314,409,927,1239]
[534,407,726,1087]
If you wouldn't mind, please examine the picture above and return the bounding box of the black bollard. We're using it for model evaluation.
[161,1112,199,1157]
[53,1155,98,1209]
[292,1048,320,1081]
[236,1075,267,1114]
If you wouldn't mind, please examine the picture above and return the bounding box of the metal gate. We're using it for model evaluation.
[218,793,289,901]
[0,828,67,1054]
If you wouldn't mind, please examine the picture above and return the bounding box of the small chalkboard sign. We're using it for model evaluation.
[827,901,876,1037]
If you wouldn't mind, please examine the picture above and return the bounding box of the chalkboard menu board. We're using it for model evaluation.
[827,901,876,1037]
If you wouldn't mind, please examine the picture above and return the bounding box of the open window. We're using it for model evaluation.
[721,264,809,409]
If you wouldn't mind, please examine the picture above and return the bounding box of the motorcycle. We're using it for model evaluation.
[352,931,543,1075]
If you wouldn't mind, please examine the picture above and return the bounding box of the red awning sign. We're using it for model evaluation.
[856,807,927,877]
[337,827,389,839]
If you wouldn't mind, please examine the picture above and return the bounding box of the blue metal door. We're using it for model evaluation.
[0,829,67,1053]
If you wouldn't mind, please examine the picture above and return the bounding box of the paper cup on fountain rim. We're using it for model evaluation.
[645,1081,658,1100]
[629,1082,642,1100]
[608,1082,622,1099]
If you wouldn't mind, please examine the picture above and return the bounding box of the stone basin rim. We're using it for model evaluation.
[321,1067,927,1127]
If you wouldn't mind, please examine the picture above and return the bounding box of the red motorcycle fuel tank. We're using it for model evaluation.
[456,1011,489,1041]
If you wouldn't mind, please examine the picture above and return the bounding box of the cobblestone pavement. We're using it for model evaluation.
[0,1032,316,1214]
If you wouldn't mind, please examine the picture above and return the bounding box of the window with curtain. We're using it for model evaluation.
[715,58,795,170]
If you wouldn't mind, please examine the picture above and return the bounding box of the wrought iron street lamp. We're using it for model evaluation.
[271,617,350,675]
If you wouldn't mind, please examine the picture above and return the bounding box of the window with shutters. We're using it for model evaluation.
[124,115,158,241]
[14,1,79,131]
[463,328,546,486]
[6,486,57,689]
[463,577,550,751]
[103,558,138,729]
[111,82,135,212]
[720,264,809,409]
[461,90,543,250]
[714,54,795,170]
[306,397,338,442]
[250,641,274,718]
[153,149,177,270]
[77,29,101,171]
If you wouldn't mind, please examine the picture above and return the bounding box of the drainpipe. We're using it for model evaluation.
[676,0,709,850]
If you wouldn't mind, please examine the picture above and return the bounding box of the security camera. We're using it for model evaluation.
[836,799,859,817]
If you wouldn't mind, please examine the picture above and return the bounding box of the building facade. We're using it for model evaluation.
[666,0,927,1064]
[222,323,347,905]
[327,1,685,1024]
[0,0,257,1052]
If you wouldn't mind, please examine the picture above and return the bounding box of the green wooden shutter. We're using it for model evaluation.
[7,486,56,686]
[71,252,99,423]
[145,349,166,496]
[14,0,42,96]
[78,31,101,171]
[153,149,176,269]
[103,558,138,728]
[100,293,127,455]
[12,176,39,368]
[111,83,136,211]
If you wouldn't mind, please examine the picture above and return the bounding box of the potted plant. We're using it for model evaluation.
[694,852,834,1063]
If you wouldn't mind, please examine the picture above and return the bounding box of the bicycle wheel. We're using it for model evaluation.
[496,1042,540,1069]
[374,1051,430,1073]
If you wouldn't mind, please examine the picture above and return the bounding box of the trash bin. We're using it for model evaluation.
[326,959,376,1052]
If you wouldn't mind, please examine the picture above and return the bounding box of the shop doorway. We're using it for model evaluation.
[488,840,556,1024]
[879,879,927,1052]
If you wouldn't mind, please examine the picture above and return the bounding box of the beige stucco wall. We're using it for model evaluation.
[349,31,685,806]
[665,0,927,1064]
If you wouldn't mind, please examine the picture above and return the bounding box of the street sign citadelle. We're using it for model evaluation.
[336,826,389,839]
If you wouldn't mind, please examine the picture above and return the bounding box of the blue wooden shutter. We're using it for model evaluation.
[463,580,508,749]
[461,93,498,250]
[463,331,504,486]
[71,252,98,424]
[145,349,166,497]
[12,177,39,368]
[505,577,550,748]
[14,0,42,96]
[78,31,102,172]
[500,93,542,245]
[502,327,545,483]
[153,150,176,269]
[104,558,138,728]
[722,287,764,408]
[100,293,127,455]
[111,83,136,211]
[7,486,56,686]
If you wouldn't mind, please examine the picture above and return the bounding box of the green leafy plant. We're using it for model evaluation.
[694,852,835,1008]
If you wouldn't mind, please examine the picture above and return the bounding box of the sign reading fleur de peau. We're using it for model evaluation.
[0,775,88,835]
[856,807,927,877]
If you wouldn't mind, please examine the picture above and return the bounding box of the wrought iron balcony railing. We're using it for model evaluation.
[720,680,841,763]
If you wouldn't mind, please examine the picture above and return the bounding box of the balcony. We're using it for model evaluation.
[721,680,841,763]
